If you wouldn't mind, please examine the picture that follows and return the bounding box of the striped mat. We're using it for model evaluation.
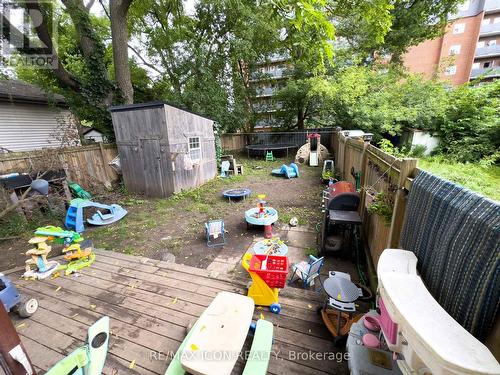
[400,170,499,341]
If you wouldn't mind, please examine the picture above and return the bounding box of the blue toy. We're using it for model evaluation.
[65,198,127,233]
[0,273,38,317]
[271,163,299,179]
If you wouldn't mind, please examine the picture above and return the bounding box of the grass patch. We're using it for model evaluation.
[280,206,319,226]
[305,246,319,257]
[418,156,500,201]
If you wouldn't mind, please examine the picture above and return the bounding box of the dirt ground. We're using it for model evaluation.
[0,155,325,271]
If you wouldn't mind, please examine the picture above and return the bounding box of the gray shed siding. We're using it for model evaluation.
[0,102,79,152]
[110,103,216,198]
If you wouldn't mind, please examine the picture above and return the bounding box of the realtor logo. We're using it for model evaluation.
[0,0,58,68]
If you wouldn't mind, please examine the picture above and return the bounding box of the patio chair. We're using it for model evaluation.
[220,161,230,177]
[265,151,274,161]
[205,219,226,247]
[288,255,324,289]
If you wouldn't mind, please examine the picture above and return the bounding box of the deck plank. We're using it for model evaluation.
[7,252,348,375]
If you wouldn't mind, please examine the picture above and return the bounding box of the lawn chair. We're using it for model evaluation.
[288,255,324,289]
[220,161,230,177]
[265,151,274,161]
[205,219,226,247]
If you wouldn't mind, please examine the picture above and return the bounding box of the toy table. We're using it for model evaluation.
[245,207,278,239]
[253,239,288,256]
[180,292,254,375]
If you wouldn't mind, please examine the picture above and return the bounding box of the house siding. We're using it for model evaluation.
[0,102,79,152]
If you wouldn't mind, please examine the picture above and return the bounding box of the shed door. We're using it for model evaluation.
[140,139,165,197]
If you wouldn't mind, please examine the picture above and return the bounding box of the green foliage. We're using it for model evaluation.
[435,80,500,163]
[367,192,393,225]
[418,156,500,201]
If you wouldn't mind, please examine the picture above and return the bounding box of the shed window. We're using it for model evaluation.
[189,137,201,163]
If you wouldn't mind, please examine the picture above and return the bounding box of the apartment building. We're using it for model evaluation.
[403,0,500,85]
[249,53,291,130]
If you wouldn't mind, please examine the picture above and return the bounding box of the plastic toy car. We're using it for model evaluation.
[0,273,38,317]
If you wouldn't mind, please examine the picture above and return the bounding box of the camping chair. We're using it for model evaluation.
[265,151,274,161]
[220,161,230,177]
[205,219,226,247]
[288,255,324,289]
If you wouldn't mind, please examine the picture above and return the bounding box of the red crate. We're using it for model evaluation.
[249,254,289,288]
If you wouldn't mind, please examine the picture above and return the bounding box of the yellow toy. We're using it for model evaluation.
[242,252,289,314]
[23,237,60,279]
[62,242,93,261]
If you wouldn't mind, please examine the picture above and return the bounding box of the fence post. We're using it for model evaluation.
[358,142,370,220]
[387,158,418,248]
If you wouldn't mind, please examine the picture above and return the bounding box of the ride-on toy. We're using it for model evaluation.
[0,273,38,317]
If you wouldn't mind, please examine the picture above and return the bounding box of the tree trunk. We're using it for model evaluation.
[297,107,305,130]
[110,0,134,104]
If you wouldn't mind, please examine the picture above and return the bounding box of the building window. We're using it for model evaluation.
[494,17,500,24]
[482,18,491,25]
[445,65,457,75]
[188,137,201,163]
[453,23,466,34]
[487,40,497,47]
[477,41,485,48]
[483,61,491,68]
[472,62,480,69]
[449,45,461,55]
[458,0,469,11]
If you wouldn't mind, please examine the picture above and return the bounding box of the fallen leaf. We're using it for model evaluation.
[260,313,265,320]
[256,306,263,310]
[90,304,96,310]
[16,323,26,329]
[190,344,199,351]
[71,313,79,318]
[129,359,136,369]
[307,304,312,309]
[55,286,61,292]
[171,297,178,304]
[51,272,60,279]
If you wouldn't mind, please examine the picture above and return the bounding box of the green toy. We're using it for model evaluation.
[58,252,96,276]
[35,225,83,245]
[45,316,109,375]
[68,181,92,199]
[265,151,274,161]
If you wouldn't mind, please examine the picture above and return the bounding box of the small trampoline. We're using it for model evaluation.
[222,188,251,202]
[246,144,298,158]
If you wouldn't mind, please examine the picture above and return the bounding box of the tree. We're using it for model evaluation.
[110,0,134,103]
[1,0,136,132]
[380,0,462,62]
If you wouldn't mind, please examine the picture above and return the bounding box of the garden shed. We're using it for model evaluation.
[109,101,217,197]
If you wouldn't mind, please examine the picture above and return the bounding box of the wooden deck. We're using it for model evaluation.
[5,249,348,375]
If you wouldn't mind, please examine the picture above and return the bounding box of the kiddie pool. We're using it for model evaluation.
[245,207,279,226]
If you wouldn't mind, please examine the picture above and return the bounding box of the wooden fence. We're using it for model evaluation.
[0,144,119,189]
[332,131,418,266]
[221,129,337,152]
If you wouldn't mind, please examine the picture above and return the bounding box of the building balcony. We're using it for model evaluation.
[475,44,500,57]
[480,23,500,37]
[470,66,500,78]
[254,87,274,97]
[250,68,290,81]
[485,0,500,13]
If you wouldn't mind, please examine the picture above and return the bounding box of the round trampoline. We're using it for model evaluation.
[246,144,298,158]
[222,188,251,202]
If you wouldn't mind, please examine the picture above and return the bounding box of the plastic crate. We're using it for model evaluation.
[249,254,289,288]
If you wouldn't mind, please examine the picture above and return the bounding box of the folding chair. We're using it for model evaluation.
[205,219,226,247]
[288,255,324,289]
[220,161,230,177]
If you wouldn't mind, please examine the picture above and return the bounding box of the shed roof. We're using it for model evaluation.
[0,79,66,106]
[108,101,215,122]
